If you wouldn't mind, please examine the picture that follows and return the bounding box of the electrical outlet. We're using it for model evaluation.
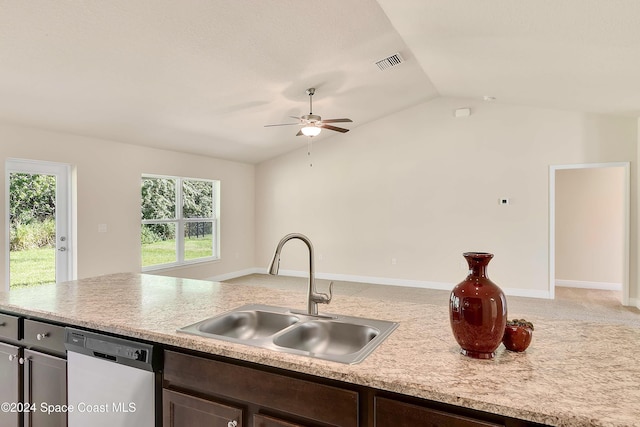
[391,258,397,265]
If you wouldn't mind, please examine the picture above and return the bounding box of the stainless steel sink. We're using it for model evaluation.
[273,320,379,355]
[190,310,299,340]
[178,304,398,364]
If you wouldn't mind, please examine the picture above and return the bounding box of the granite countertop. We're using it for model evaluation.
[0,273,638,427]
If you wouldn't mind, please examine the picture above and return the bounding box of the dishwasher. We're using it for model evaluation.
[64,327,161,427]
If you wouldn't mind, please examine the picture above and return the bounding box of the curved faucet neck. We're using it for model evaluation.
[268,233,332,316]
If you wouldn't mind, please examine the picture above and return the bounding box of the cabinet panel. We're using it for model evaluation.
[375,397,503,427]
[23,319,66,356]
[163,388,242,427]
[253,413,308,427]
[164,350,359,427]
[0,313,20,341]
[23,349,67,427]
[0,342,22,427]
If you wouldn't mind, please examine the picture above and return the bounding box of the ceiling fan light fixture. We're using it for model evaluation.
[301,125,321,137]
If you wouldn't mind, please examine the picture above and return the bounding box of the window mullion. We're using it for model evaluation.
[176,178,184,263]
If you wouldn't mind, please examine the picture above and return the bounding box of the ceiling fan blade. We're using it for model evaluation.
[264,123,300,127]
[320,118,353,124]
[289,116,302,120]
[296,130,303,136]
[319,124,350,133]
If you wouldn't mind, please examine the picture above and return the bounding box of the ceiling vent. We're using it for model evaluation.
[375,52,404,71]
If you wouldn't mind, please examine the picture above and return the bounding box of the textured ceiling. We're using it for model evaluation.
[1,1,639,164]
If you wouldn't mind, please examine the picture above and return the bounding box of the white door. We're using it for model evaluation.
[5,159,73,290]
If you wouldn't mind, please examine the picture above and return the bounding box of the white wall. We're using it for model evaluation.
[255,97,638,299]
[0,121,255,281]
[555,167,625,287]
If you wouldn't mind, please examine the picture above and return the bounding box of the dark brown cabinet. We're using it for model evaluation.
[374,396,503,427]
[164,349,548,427]
[0,313,22,427]
[253,414,308,427]
[22,319,67,356]
[163,350,359,427]
[0,342,22,427]
[0,313,67,427]
[163,388,243,427]
[23,349,67,427]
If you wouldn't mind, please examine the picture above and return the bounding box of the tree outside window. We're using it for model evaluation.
[141,175,219,269]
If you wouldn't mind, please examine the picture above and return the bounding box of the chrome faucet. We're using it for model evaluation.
[268,233,333,316]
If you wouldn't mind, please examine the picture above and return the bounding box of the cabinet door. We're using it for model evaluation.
[163,388,243,427]
[375,397,503,427]
[23,349,67,427]
[0,342,22,427]
[253,414,309,427]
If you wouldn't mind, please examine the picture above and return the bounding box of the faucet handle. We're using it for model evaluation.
[312,281,334,305]
[325,281,334,304]
[322,281,334,304]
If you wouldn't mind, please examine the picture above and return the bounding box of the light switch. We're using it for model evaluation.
[98,224,108,233]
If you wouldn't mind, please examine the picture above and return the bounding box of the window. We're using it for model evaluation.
[141,175,219,270]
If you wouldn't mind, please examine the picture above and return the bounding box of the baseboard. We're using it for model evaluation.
[207,268,262,282]
[242,268,551,299]
[628,297,640,309]
[556,279,622,291]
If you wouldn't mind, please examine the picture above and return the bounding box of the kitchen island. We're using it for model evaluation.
[0,273,638,426]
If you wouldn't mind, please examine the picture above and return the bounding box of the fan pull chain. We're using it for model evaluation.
[307,138,313,167]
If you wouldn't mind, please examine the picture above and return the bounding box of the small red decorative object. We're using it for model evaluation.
[502,320,534,352]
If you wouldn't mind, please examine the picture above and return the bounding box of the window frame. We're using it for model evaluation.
[141,174,220,271]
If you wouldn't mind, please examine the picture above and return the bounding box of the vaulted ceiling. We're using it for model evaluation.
[1,1,639,164]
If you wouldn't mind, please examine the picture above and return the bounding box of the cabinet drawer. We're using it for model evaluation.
[23,319,66,356]
[163,388,243,427]
[164,350,359,427]
[253,413,308,427]
[0,313,20,341]
[375,397,503,427]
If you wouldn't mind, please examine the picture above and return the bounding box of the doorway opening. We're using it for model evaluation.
[5,159,73,291]
[549,162,629,306]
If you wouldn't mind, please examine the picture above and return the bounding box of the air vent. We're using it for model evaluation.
[375,52,404,71]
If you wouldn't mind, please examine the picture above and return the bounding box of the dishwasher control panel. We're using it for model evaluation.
[64,327,157,371]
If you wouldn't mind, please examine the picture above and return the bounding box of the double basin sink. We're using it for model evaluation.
[178,304,398,364]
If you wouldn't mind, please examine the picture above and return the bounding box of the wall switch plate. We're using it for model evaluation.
[98,224,107,233]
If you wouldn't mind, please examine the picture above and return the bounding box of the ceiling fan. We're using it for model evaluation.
[264,88,353,137]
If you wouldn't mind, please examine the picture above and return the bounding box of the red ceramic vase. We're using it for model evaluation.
[449,252,507,359]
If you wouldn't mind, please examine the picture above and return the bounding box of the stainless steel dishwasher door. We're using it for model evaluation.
[65,328,158,427]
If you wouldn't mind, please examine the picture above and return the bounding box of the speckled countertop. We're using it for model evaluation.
[1,273,638,427]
